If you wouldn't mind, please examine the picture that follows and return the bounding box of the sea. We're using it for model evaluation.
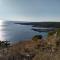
[0,21,48,43]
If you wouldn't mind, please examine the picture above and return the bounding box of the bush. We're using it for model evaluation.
[32,35,43,41]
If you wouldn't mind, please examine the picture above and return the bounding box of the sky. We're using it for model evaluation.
[0,0,60,22]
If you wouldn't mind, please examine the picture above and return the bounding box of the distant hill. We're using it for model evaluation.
[15,22,60,28]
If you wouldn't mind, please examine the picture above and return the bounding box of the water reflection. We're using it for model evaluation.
[0,21,47,43]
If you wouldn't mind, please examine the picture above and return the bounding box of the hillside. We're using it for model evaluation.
[7,30,60,60]
[0,29,60,60]
[15,22,60,28]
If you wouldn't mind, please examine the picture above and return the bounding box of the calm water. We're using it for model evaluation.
[0,21,47,43]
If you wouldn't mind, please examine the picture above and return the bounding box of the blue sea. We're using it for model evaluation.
[0,21,48,43]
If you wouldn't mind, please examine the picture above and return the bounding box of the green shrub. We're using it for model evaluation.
[32,35,42,41]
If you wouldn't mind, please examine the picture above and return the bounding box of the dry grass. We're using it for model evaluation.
[0,31,60,60]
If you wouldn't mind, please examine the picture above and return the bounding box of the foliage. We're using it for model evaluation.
[32,35,42,41]
[48,31,56,36]
[56,28,60,36]
[0,41,10,48]
[48,28,60,36]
